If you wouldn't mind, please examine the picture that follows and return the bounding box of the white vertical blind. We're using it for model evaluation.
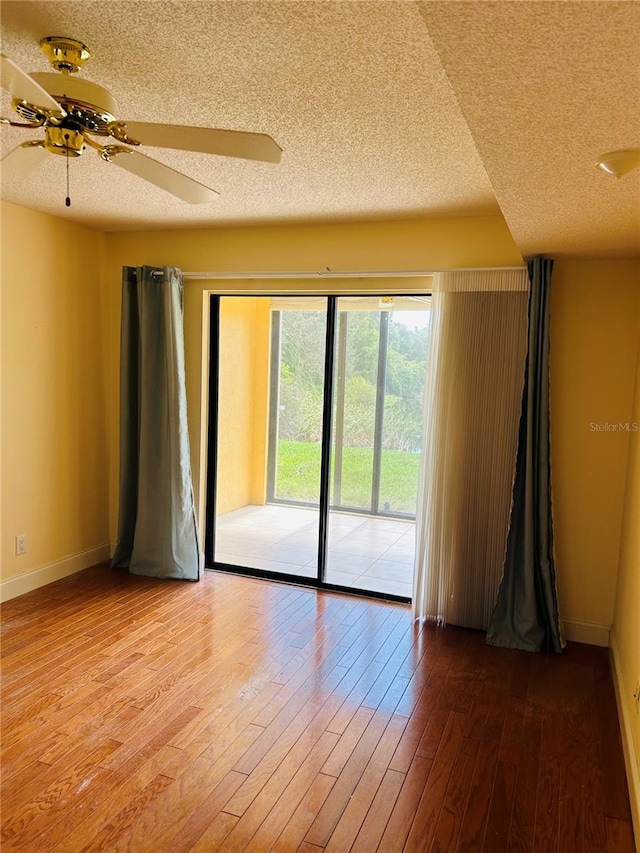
[413,268,529,628]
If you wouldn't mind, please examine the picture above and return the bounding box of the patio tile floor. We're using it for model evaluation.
[213,504,414,599]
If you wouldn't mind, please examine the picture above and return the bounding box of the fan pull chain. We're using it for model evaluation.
[65,134,71,207]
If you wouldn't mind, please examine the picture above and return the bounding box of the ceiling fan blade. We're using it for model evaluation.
[109,150,219,204]
[122,121,282,164]
[1,143,48,178]
[0,54,62,113]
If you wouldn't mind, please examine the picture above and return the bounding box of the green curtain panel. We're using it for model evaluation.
[487,257,563,652]
[112,266,200,580]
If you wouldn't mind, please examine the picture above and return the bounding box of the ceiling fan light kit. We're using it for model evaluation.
[1,35,282,204]
[45,125,84,156]
[595,149,640,178]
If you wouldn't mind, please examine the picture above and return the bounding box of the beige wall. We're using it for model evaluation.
[216,296,271,515]
[612,327,640,837]
[550,260,640,645]
[1,201,110,598]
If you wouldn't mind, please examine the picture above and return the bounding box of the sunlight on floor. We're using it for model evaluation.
[214,504,414,598]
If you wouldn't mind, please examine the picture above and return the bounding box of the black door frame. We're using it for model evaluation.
[204,293,427,604]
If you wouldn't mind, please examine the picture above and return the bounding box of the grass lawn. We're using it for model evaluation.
[275,440,419,513]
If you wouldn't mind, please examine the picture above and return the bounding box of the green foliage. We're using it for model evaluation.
[383,395,423,453]
[346,313,380,384]
[273,306,428,512]
[276,307,428,452]
[279,380,323,442]
[280,362,294,382]
[275,440,419,514]
[379,447,421,513]
[280,310,326,387]
[275,440,323,502]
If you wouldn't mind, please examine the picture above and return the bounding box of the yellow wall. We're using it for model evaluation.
[182,281,212,529]
[1,201,110,598]
[104,224,640,648]
[216,296,270,516]
[103,215,521,276]
[105,214,522,543]
[550,260,640,644]
[4,202,637,662]
[251,298,271,505]
[612,325,640,837]
[2,199,637,819]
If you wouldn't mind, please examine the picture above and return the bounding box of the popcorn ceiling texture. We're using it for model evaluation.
[420,1,640,258]
[1,0,638,257]
[0,0,497,231]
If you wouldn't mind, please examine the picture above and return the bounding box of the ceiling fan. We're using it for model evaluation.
[0,36,282,204]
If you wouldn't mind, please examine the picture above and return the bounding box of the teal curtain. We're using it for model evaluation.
[486,258,563,652]
[112,266,200,580]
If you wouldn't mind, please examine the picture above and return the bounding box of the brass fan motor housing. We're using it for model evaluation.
[40,37,90,74]
[14,71,119,137]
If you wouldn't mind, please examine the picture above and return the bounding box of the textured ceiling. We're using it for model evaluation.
[420,0,640,258]
[1,1,639,258]
[0,0,498,232]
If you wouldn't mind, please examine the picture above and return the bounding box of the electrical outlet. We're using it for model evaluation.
[15,534,26,556]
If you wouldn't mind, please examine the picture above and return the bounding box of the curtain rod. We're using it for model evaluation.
[178,266,526,280]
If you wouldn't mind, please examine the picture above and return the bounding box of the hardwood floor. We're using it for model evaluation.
[1,565,635,852]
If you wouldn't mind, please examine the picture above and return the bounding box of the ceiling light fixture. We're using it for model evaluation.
[595,149,640,178]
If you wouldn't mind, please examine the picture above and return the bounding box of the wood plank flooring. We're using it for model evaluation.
[1,565,635,852]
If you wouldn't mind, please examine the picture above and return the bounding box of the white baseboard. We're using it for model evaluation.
[609,628,640,847]
[1,544,110,602]
[562,617,611,647]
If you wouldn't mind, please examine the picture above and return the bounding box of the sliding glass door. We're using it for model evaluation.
[210,296,327,580]
[267,299,328,511]
[206,293,430,601]
[325,297,429,595]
